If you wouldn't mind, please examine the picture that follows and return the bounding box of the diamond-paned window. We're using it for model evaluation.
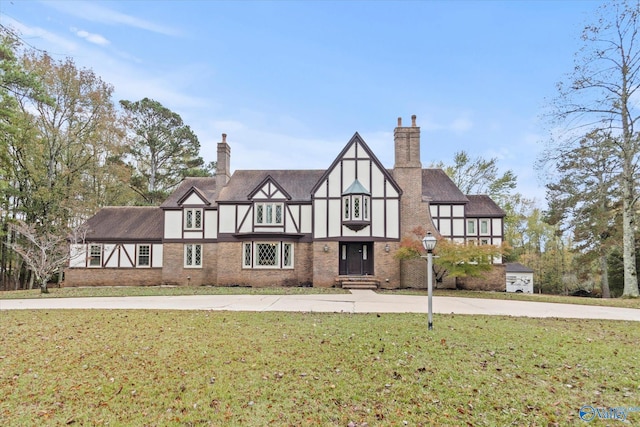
[185,244,202,267]
[256,205,264,224]
[185,209,202,230]
[275,205,282,224]
[283,243,292,267]
[342,179,370,229]
[255,203,284,225]
[353,196,360,219]
[256,243,278,266]
[243,243,252,267]
[243,242,294,269]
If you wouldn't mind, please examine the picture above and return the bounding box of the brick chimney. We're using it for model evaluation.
[216,133,231,189]
[394,114,421,169]
[393,115,433,287]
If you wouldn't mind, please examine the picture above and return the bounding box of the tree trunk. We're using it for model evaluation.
[600,251,611,298]
[621,163,639,297]
[40,278,49,294]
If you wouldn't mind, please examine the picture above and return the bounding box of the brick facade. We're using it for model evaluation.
[64,268,162,287]
[65,116,507,290]
[216,242,314,287]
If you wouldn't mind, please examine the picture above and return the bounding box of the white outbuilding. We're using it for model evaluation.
[505,263,534,293]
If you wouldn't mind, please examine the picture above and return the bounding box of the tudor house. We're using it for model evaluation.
[66,116,506,289]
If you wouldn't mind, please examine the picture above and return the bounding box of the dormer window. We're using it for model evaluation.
[342,179,371,231]
[184,208,202,230]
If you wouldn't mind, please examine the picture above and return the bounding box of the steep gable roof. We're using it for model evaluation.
[311,132,402,195]
[465,194,505,217]
[218,170,325,202]
[247,175,292,200]
[422,169,468,203]
[176,186,211,206]
[160,177,217,208]
[83,207,163,241]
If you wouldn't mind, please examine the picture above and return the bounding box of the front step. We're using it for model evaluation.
[336,276,380,290]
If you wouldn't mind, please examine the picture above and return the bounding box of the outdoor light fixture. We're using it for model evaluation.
[422,232,437,252]
[323,244,329,252]
[384,243,390,252]
[422,231,437,330]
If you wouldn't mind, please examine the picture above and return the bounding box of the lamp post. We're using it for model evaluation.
[422,231,437,330]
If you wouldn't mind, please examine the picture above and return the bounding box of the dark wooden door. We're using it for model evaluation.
[339,242,373,275]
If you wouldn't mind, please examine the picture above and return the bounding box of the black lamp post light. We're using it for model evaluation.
[422,231,437,330]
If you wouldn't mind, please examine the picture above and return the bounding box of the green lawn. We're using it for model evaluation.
[0,285,349,300]
[1,310,637,426]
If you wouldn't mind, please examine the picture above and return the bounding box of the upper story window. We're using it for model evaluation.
[184,208,202,230]
[255,203,283,225]
[467,220,476,234]
[342,179,371,231]
[480,219,489,235]
[343,195,370,221]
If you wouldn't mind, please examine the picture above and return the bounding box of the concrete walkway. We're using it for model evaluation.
[1,290,639,321]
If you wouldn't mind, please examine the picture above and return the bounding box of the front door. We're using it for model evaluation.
[339,242,373,275]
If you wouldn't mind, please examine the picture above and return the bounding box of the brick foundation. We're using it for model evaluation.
[161,243,218,286]
[216,242,314,287]
[64,268,163,287]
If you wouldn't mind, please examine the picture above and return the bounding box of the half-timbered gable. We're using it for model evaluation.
[311,132,401,240]
[217,170,321,239]
[160,177,219,241]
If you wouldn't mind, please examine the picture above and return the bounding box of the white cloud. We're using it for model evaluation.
[3,16,78,53]
[44,1,180,36]
[72,28,110,46]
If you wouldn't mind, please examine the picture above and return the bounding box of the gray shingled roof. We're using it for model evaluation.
[422,169,468,203]
[83,207,163,241]
[465,195,506,217]
[160,177,218,208]
[506,262,534,273]
[218,170,325,202]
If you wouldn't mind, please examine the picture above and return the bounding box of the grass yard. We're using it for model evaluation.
[0,286,350,300]
[389,288,640,310]
[1,310,638,426]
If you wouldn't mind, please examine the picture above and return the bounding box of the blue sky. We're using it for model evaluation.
[1,0,602,206]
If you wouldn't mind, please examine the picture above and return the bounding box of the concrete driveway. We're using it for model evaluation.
[1,290,639,321]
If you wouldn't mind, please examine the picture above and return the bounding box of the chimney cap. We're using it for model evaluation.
[411,115,417,127]
[222,133,227,143]
[397,117,402,127]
